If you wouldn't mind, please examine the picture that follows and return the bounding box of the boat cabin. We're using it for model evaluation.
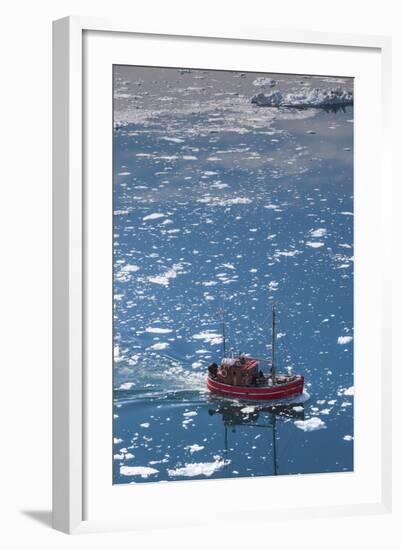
[217,356,259,386]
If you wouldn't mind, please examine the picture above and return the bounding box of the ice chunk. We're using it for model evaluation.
[120,466,159,478]
[142,213,166,221]
[148,263,184,286]
[337,336,353,345]
[184,443,205,454]
[118,382,135,390]
[309,228,327,238]
[241,406,256,414]
[167,459,230,477]
[192,331,223,345]
[252,77,277,88]
[145,327,173,334]
[294,417,326,432]
[148,342,169,350]
[306,241,324,248]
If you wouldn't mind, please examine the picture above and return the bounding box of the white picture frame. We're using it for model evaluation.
[52,16,393,535]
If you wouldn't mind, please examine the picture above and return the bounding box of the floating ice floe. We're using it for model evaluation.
[184,443,205,454]
[294,417,326,432]
[192,330,223,345]
[140,422,150,428]
[148,263,184,286]
[292,406,304,412]
[161,136,185,143]
[268,281,279,291]
[119,382,135,390]
[309,228,327,238]
[197,196,252,207]
[120,466,159,478]
[145,327,173,334]
[142,212,166,221]
[252,77,277,88]
[343,435,353,441]
[337,336,353,345]
[167,459,230,478]
[306,241,324,248]
[148,342,170,350]
[241,406,257,414]
[251,88,353,108]
[115,264,140,283]
[337,385,354,397]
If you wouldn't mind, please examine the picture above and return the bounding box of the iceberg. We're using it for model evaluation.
[252,87,353,109]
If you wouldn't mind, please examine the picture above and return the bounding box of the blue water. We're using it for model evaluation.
[113,67,354,484]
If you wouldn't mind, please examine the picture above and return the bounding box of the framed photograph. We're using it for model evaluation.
[53,17,392,534]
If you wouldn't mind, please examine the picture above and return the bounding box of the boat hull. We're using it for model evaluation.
[207,375,304,401]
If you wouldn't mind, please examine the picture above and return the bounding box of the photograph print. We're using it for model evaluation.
[113,65,354,484]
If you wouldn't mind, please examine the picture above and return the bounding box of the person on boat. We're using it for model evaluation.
[208,363,218,378]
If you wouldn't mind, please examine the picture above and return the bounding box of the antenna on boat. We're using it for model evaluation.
[271,303,277,384]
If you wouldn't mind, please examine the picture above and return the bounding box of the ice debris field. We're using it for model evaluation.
[112,67,354,483]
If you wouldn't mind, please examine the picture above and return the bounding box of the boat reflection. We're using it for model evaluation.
[208,400,305,476]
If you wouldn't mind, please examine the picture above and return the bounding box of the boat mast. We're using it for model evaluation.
[271,303,276,384]
[220,306,226,357]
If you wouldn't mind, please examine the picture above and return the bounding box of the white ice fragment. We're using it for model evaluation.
[184,444,205,454]
[192,331,223,345]
[120,466,159,478]
[306,241,324,248]
[119,382,135,390]
[167,459,230,478]
[148,263,184,287]
[294,417,326,432]
[252,77,277,88]
[183,411,198,417]
[337,336,353,345]
[161,137,185,143]
[148,342,169,350]
[197,196,252,207]
[241,406,256,414]
[142,213,166,221]
[140,422,150,428]
[145,327,173,334]
[309,228,327,238]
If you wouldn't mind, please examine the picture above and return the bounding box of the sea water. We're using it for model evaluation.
[112,67,354,483]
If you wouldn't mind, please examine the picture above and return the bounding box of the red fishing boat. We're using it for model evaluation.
[207,304,304,401]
